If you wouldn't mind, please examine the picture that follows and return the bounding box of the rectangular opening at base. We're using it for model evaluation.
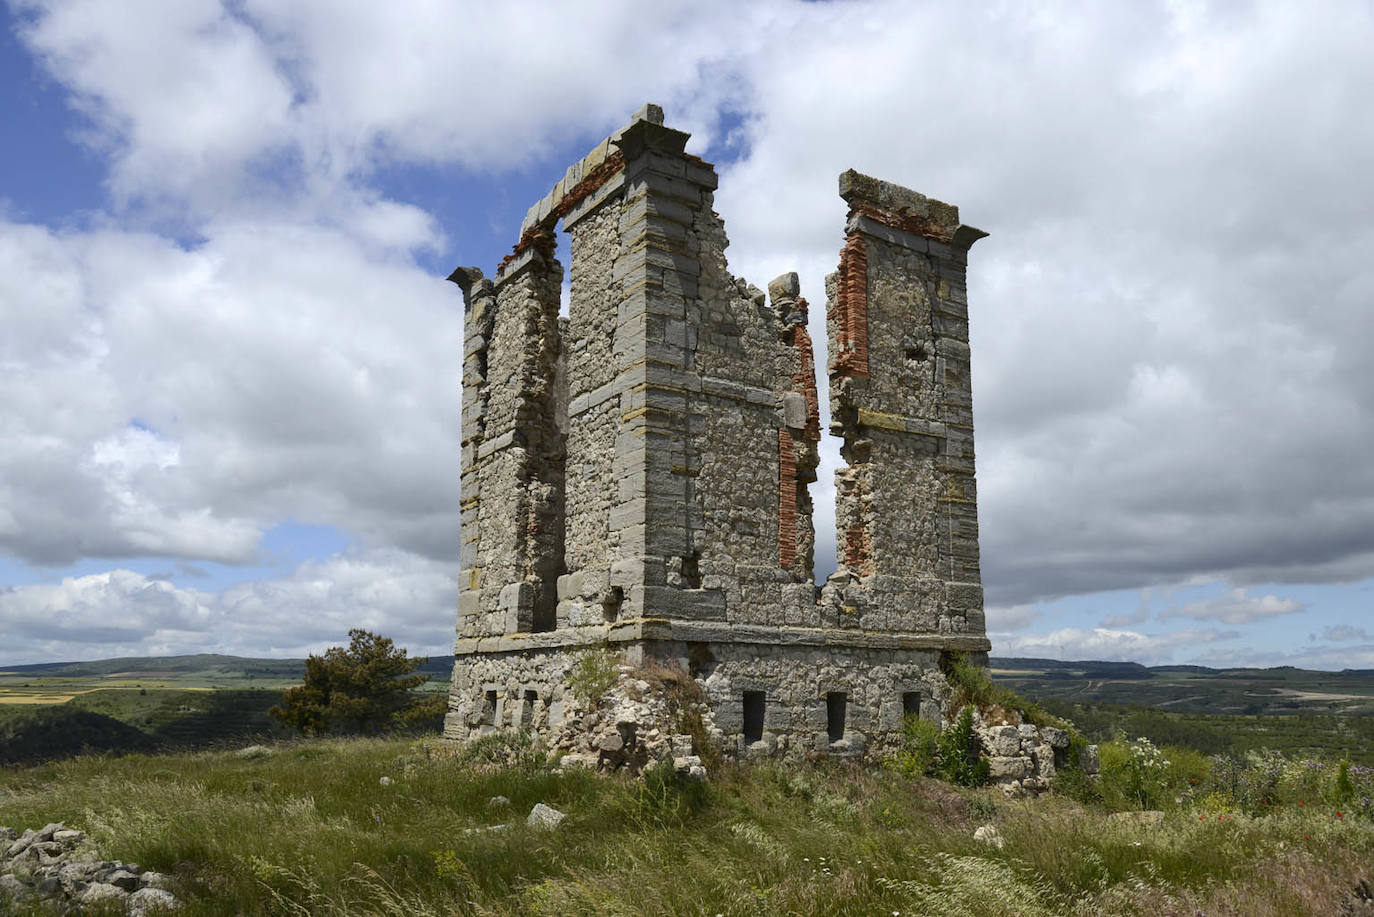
[826,691,847,742]
[521,690,538,726]
[483,689,498,726]
[902,691,922,718]
[742,690,765,744]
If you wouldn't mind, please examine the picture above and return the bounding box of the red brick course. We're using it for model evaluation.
[790,300,822,443]
[830,233,869,378]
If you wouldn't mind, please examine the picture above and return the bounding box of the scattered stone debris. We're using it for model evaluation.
[234,744,272,760]
[1,822,178,914]
[487,795,510,808]
[378,775,393,786]
[972,825,1004,849]
[550,663,715,780]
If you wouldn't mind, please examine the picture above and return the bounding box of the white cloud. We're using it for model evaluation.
[985,604,1042,634]
[0,217,459,566]
[3,0,1374,663]
[1160,588,1303,625]
[0,549,456,664]
[995,626,1240,666]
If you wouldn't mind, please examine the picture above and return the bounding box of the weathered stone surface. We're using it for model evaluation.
[81,882,130,906]
[987,756,1030,780]
[527,803,566,831]
[973,825,1004,849]
[987,725,1020,757]
[130,886,179,914]
[445,106,991,761]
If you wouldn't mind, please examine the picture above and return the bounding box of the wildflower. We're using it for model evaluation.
[1336,813,1343,819]
[1297,801,1304,806]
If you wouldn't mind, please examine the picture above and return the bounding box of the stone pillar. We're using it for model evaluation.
[604,115,722,620]
[826,170,989,640]
[449,232,565,638]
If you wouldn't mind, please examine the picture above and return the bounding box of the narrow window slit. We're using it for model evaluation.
[826,691,847,743]
[742,690,765,744]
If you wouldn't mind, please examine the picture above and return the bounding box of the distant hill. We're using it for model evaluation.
[0,652,456,681]
[989,656,1374,718]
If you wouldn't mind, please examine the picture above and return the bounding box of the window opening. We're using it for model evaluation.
[826,691,847,742]
[742,690,765,744]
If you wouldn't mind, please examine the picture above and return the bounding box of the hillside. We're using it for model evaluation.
[5,653,1374,767]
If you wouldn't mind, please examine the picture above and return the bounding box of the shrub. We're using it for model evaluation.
[626,758,711,826]
[568,649,620,707]
[888,713,942,779]
[454,727,545,771]
[1095,737,1174,811]
[1333,756,1356,805]
[935,706,990,787]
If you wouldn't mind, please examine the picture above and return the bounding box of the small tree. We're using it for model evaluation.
[270,629,446,735]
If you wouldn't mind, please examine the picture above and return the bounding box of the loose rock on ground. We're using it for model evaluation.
[1,822,178,914]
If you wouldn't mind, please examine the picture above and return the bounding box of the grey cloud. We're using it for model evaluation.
[985,604,1042,634]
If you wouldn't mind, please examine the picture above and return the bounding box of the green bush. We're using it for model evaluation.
[887,713,942,778]
[1333,757,1356,806]
[269,629,443,735]
[568,649,620,707]
[625,758,711,826]
[935,706,990,787]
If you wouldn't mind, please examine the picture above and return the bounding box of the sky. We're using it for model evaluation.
[1,0,1372,669]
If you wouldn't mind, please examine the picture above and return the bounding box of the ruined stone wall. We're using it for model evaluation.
[446,107,990,752]
[825,169,988,640]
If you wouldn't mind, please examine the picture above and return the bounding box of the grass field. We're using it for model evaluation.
[2,734,1371,916]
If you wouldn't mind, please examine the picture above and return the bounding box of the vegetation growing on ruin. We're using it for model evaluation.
[566,649,619,706]
[2,735,1371,916]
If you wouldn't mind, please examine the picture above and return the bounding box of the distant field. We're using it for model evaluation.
[988,657,1374,717]
[0,652,453,765]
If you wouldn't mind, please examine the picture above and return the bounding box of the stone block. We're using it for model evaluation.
[988,756,1030,780]
[986,725,1021,757]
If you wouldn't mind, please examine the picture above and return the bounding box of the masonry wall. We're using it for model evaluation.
[445,107,989,751]
[825,169,988,639]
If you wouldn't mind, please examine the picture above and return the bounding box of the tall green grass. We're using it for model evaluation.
[1,735,1370,915]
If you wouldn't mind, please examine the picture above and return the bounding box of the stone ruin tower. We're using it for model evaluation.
[444,105,990,756]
